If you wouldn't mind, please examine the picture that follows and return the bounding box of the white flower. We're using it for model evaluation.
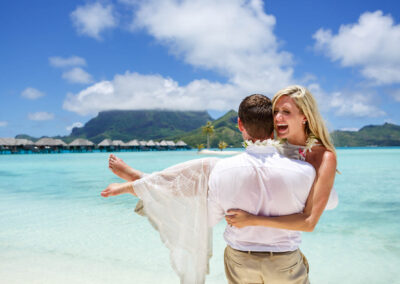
[243,139,283,152]
[304,137,319,153]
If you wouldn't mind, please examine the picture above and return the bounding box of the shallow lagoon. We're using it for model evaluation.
[1,148,399,283]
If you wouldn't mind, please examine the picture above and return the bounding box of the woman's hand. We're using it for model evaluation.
[225,209,257,228]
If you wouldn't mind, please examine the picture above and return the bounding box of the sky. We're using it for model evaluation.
[1,0,399,138]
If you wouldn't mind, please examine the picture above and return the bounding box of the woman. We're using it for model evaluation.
[101,85,338,283]
[225,85,337,232]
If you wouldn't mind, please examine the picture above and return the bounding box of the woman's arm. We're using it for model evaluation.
[226,151,337,232]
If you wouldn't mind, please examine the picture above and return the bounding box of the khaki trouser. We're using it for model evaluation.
[224,246,310,284]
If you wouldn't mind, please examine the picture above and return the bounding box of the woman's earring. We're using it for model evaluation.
[303,121,307,125]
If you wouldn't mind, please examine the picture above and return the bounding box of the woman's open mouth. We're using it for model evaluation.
[276,124,288,134]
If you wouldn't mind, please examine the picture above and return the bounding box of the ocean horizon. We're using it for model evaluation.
[1,148,399,283]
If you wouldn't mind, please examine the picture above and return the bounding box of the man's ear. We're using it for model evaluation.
[237,117,245,132]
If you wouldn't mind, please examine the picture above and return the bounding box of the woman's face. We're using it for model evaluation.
[274,96,307,143]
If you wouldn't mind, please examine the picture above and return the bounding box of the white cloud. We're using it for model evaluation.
[65,0,296,115]
[301,82,386,118]
[63,71,242,115]
[132,0,293,90]
[391,89,400,102]
[0,121,8,127]
[64,2,391,119]
[340,127,359,132]
[313,11,400,85]
[28,112,55,121]
[330,92,386,117]
[62,68,94,84]
[66,122,84,132]
[384,118,396,124]
[21,87,45,100]
[49,56,86,68]
[70,3,117,40]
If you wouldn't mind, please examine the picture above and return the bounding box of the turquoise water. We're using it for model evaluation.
[0,148,399,283]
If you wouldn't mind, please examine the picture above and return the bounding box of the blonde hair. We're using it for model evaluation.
[272,85,336,156]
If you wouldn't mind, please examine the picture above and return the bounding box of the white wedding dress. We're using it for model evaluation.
[132,145,338,284]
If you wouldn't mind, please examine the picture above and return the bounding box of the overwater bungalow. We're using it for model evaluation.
[15,139,35,153]
[126,139,140,151]
[112,140,126,151]
[69,139,95,152]
[146,140,156,150]
[35,138,67,153]
[175,140,189,150]
[0,137,189,154]
[166,140,176,150]
[0,138,16,153]
[98,139,113,152]
[159,140,168,150]
[139,140,149,151]
[154,141,161,150]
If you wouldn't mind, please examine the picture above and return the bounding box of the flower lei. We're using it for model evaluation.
[276,134,320,160]
[242,139,284,152]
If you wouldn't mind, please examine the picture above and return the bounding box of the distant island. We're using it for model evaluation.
[14,110,400,148]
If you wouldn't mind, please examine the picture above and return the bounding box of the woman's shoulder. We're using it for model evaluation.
[311,145,336,159]
[307,145,336,169]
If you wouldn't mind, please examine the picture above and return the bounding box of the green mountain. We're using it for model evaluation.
[332,123,400,147]
[169,109,242,148]
[70,110,213,144]
[15,111,400,148]
[15,134,39,142]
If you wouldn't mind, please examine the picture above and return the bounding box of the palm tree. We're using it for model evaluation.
[218,141,228,151]
[202,121,214,149]
[197,143,205,152]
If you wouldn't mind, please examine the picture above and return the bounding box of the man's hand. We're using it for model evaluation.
[225,209,256,228]
[101,182,135,197]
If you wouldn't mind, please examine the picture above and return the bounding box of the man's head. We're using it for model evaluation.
[238,94,273,141]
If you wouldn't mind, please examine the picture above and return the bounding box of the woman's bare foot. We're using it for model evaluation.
[101,182,136,197]
[108,154,143,181]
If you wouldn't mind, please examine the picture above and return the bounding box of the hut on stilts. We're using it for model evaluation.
[69,139,95,152]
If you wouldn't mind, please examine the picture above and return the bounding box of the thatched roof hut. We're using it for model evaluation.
[0,138,16,146]
[126,140,139,146]
[15,139,35,146]
[139,140,147,146]
[166,141,176,146]
[0,138,35,153]
[146,140,156,147]
[112,140,125,146]
[69,139,95,146]
[0,138,35,146]
[159,140,168,147]
[176,140,187,146]
[35,138,67,146]
[98,139,113,146]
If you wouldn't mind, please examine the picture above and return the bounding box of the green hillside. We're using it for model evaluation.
[70,110,212,143]
[332,123,400,146]
[15,111,400,148]
[169,109,242,148]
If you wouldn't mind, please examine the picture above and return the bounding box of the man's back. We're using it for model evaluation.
[208,144,315,252]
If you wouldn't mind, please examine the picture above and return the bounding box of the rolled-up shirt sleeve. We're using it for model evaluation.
[207,169,225,227]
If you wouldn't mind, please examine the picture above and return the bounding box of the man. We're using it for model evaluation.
[101,94,315,284]
[207,94,313,284]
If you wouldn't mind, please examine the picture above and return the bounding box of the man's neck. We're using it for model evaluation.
[246,136,273,143]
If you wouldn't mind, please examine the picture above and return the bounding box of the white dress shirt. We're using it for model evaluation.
[207,143,316,252]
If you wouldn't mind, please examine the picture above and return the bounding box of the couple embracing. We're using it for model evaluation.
[101,85,338,284]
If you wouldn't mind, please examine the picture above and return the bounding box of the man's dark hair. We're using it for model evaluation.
[238,94,273,139]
